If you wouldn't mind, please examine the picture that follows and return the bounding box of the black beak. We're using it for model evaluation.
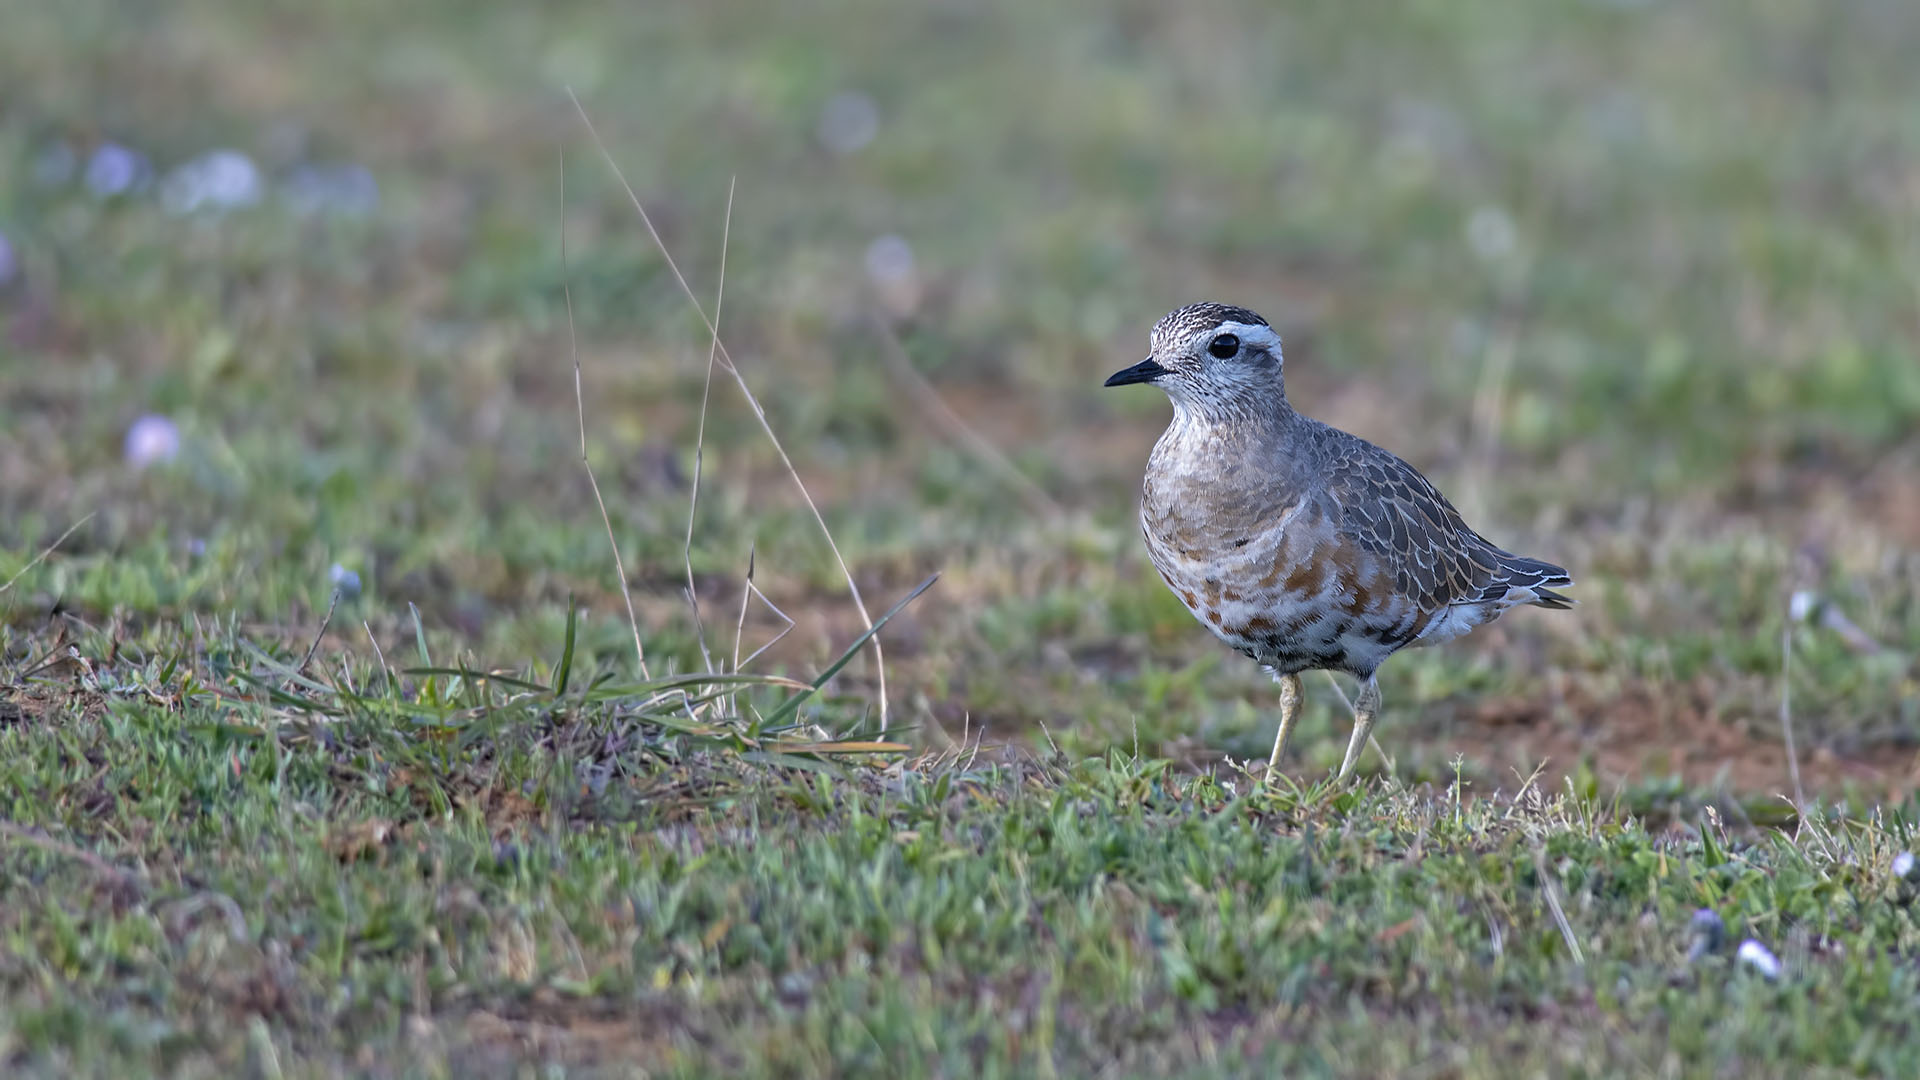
[1104,358,1167,387]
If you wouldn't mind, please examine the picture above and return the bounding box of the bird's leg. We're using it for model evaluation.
[1268,672,1304,772]
[1336,676,1382,780]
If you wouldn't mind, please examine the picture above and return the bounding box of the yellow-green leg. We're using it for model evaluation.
[1268,672,1303,771]
[1336,676,1381,780]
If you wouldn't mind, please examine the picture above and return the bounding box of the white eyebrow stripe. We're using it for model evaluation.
[1209,321,1282,352]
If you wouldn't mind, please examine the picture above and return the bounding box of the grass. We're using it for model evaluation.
[3,0,1920,1073]
[3,697,1920,1076]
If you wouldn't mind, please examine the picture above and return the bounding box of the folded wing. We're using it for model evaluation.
[1316,426,1574,615]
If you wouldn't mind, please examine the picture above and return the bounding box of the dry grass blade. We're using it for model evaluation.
[285,586,342,691]
[732,543,757,677]
[559,148,651,681]
[1535,846,1585,967]
[1779,612,1805,809]
[727,544,798,717]
[683,176,736,676]
[762,573,937,730]
[362,620,391,693]
[566,88,890,729]
[766,740,911,754]
[737,580,797,673]
[0,512,96,599]
[872,316,1062,520]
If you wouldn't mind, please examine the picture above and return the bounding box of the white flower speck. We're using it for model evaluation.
[1788,589,1819,622]
[1736,938,1781,980]
[124,415,181,469]
[161,150,263,214]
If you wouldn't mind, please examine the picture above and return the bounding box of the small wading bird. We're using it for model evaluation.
[1106,303,1573,779]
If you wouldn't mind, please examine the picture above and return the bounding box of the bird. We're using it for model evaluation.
[1105,302,1573,779]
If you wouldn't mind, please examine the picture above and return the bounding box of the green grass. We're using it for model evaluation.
[4,0,1920,1073]
[4,693,1920,1076]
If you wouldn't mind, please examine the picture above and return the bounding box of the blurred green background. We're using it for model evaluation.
[4,0,1918,785]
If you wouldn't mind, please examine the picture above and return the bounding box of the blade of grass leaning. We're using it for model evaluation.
[761,573,938,729]
[317,684,473,723]
[770,714,922,742]
[409,602,432,666]
[554,594,578,697]
[230,669,343,715]
[624,702,732,738]
[235,640,338,697]
[741,750,851,780]
[763,740,912,754]
[403,667,550,694]
[581,672,816,701]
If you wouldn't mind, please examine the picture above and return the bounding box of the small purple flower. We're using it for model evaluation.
[1685,908,1725,962]
[123,414,181,469]
[85,142,152,198]
[328,563,363,599]
[0,231,15,287]
[1894,851,1920,906]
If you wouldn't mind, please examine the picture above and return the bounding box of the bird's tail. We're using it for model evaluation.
[1498,553,1576,609]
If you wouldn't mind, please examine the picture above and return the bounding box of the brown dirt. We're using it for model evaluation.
[456,990,695,1069]
[1438,672,1920,799]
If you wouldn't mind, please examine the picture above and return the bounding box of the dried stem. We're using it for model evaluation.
[683,177,736,675]
[1779,614,1805,808]
[872,316,1062,520]
[559,148,652,681]
[0,512,96,598]
[567,88,889,728]
[287,587,341,688]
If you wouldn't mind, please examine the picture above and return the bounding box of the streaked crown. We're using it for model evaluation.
[1149,302,1270,355]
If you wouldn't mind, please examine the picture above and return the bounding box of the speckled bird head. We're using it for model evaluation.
[1105,302,1285,417]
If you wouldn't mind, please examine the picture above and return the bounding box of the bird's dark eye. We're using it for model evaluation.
[1208,333,1240,359]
